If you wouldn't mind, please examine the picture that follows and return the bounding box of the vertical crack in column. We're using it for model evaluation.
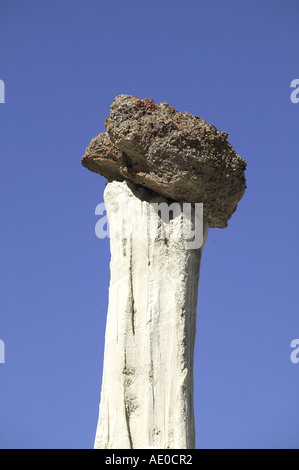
[123,349,134,449]
[128,240,135,336]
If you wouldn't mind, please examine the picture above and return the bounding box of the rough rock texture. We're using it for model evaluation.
[82,95,247,228]
[83,96,247,449]
[94,181,208,449]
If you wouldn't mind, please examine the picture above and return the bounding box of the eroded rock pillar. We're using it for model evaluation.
[94,180,208,449]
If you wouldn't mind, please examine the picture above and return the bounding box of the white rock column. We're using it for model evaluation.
[94,180,208,449]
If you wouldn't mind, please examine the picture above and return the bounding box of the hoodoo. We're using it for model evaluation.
[82,95,246,448]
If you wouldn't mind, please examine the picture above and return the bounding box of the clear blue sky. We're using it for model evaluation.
[0,0,298,449]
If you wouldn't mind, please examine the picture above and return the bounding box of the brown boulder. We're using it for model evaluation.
[82,95,247,228]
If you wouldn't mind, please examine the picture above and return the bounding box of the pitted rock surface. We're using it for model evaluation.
[82,95,246,228]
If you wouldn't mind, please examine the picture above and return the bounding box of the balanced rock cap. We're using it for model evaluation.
[82,95,247,228]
